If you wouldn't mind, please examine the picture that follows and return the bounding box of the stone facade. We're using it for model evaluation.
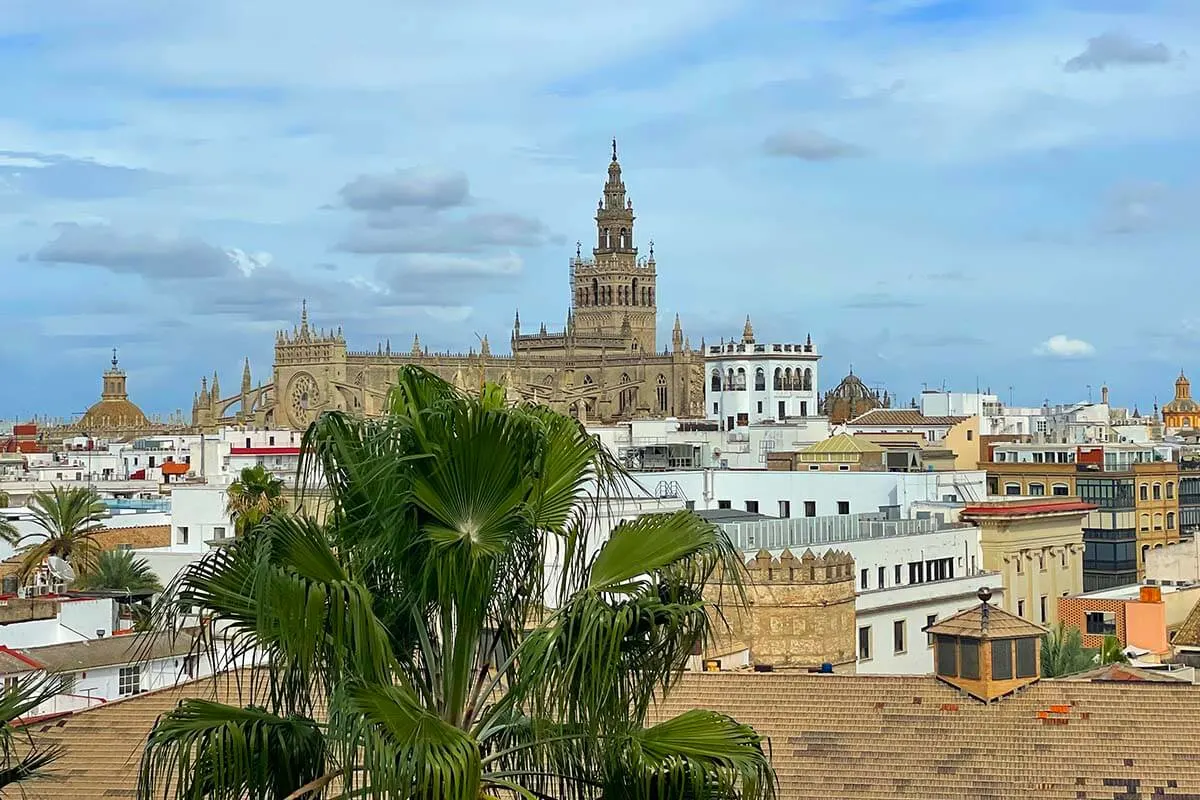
[192,143,707,431]
[707,548,857,671]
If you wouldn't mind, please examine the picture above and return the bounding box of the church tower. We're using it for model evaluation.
[570,140,657,353]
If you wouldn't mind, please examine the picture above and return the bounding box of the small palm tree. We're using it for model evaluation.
[0,674,67,788]
[224,465,286,536]
[1041,623,1096,677]
[15,486,108,582]
[1099,634,1130,666]
[75,549,162,594]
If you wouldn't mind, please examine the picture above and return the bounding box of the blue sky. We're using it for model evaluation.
[2,0,1199,419]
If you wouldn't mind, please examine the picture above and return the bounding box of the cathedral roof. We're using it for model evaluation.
[77,351,150,432]
[78,398,150,432]
[1164,397,1200,413]
[829,371,874,401]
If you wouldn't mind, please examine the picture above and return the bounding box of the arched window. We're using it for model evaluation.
[1139,513,1150,531]
[773,367,782,390]
[1168,481,1176,499]
[603,228,611,249]
[726,368,734,391]
[592,278,599,306]
[1153,482,1162,500]
[583,374,594,386]
[656,374,667,411]
[735,368,746,390]
[1154,512,1163,531]
[1051,483,1070,496]
[1140,483,1149,501]
[1167,511,1176,530]
[1004,483,1021,496]
[754,368,766,391]
[784,368,793,390]
[710,370,721,392]
[803,367,813,391]
[619,227,628,248]
[619,373,634,414]
[643,287,649,305]
[631,278,638,306]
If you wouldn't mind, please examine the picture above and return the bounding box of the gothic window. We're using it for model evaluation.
[774,367,782,390]
[620,227,628,248]
[735,368,746,391]
[603,228,611,249]
[784,368,793,389]
[755,368,766,391]
[632,278,638,306]
[642,287,649,305]
[656,374,667,412]
[619,373,634,414]
[584,374,594,385]
[803,367,813,391]
[592,278,599,306]
[648,288,653,305]
[711,370,721,392]
[725,368,734,391]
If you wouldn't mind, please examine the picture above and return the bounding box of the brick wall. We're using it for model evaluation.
[1058,596,1127,649]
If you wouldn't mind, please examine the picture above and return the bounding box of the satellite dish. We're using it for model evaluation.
[46,556,76,583]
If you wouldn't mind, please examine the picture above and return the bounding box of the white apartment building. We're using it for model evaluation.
[632,468,987,519]
[718,513,999,675]
[920,388,1156,444]
[588,418,830,471]
[705,320,821,429]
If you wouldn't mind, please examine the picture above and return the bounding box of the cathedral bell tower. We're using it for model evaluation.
[570,140,657,353]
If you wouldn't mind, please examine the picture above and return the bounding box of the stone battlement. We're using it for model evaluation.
[743,547,855,585]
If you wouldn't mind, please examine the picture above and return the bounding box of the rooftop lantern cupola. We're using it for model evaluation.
[922,586,1047,703]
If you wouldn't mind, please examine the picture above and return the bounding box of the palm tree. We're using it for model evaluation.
[1041,623,1096,677]
[224,464,286,536]
[1099,634,1129,666]
[75,549,162,593]
[15,486,108,581]
[141,366,774,800]
[0,674,66,788]
[0,490,9,508]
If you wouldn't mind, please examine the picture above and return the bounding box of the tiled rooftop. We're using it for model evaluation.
[1175,597,1200,649]
[24,667,1200,799]
[924,601,1048,640]
[847,409,969,427]
[655,672,1200,799]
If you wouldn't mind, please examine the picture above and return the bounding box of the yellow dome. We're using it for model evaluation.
[78,398,149,431]
[75,349,151,433]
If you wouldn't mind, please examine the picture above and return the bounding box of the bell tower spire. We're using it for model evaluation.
[568,141,657,354]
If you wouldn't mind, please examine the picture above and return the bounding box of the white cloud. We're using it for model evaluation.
[1035,335,1096,359]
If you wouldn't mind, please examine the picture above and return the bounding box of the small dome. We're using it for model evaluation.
[830,372,874,401]
[1165,397,1200,413]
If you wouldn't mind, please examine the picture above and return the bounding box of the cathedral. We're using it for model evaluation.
[192,142,707,431]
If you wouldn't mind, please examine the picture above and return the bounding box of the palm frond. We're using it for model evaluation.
[605,709,775,800]
[0,673,67,789]
[138,700,326,800]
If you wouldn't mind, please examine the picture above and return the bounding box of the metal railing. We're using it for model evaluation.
[721,512,968,552]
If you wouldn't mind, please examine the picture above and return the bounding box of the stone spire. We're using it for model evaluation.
[211,371,221,404]
[480,334,491,356]
[742,315,755,344]
[512,308,521,340]
[299,299,310,338]
[412,334,422,357]
[672,313,683,353]
[241,358,252,395]
[200,376,210,407]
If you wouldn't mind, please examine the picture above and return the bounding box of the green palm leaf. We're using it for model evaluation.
[139,367,774,800]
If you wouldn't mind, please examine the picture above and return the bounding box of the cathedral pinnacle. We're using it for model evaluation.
[412,333,422,357]
[742,315,755,344]
[111,347,119,370]
[300,299,309,337]
[612,137,618,162]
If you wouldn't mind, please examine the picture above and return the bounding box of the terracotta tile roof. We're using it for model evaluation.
[22,629,197,673]
[1175,596,1200,648]
[923,601,1047,640]
[653,672,1200,798]
[1063,663,1192,682]
[20,670,255,800]
[847,408,969,427]
[25,667,1200,798]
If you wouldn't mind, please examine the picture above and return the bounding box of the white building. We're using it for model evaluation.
[632,468,987,519]
[705,318,821,429]
[718,512,999,675]
[588,418,830,471]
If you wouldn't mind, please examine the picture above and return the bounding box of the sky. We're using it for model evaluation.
[2,0,1199,419]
